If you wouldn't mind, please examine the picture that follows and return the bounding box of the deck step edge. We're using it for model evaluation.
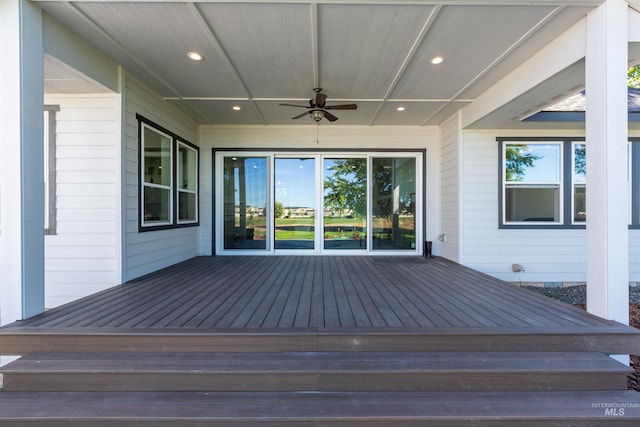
[0,390,639,424]
[2,351,632,393]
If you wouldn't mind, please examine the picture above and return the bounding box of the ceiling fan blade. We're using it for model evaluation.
[315,92,327,108]
[291,111,311,120]
[280,103,311,109]
[324,104,358,110]
[323,111,339,122]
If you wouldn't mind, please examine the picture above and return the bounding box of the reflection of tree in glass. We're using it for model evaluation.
[324,159,366,218]
[374,165,392,194]
[374,160,416,217]
[274,200,284,219]
[574,144,586,176]
[505,145,541,181]
[629,64,640,88]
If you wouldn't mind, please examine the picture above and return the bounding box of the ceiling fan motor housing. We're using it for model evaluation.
[279,88,357,123]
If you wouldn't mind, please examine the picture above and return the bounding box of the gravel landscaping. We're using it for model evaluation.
[523,284,640,391]
[522,284,640,305]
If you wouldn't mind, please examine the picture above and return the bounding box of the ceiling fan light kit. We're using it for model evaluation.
[312,110,324,122]
[279,88,357,123]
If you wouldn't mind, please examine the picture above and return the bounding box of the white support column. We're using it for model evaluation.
[585,0,629,325]
[0,0,45,324]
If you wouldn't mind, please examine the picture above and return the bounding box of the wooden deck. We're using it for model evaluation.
[2,256,640,425]
[10,256,623,329]
[1,256,639,354]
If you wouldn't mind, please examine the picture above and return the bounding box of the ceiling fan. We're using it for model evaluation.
[280,88,357,123]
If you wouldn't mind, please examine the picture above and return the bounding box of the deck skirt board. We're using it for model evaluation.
[1,326,639,354]
[2,318,640,354]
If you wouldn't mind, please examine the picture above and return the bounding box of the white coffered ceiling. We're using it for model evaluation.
[38,0,611,127]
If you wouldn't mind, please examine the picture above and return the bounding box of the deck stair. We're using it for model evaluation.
[1,348,639,425]
[0,351,632,392]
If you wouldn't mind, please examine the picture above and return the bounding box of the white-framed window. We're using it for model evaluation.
[177,141,198,224]
[138,115,199,231]
[503,142,563,224]
[141,123,173,227]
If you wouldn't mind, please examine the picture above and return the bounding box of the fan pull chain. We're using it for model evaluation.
[316,124,319,144]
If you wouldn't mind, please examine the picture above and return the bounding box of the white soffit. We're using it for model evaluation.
[35,0,603,127]
[44,54,113,94]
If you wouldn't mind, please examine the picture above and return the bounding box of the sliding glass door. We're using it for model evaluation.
[222,156,268,250]
[323,158,367,251]
[275,157,316,250]
[371,157,416,250]
[216,151,422,255]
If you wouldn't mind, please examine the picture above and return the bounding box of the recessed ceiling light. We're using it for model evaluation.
[430,56,445,65]
[397,106,406,112]
[187,51,204,61]
[232,105,241,111]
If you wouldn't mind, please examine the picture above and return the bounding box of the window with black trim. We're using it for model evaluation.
[499,138,585,228]
[138,115,198,231]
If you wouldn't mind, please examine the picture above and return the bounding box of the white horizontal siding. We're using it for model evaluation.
[198,125,440,256]
[44,93,120,308]
[46,283,119,308]
[56,195,116,209]
[123,73,199,281]
[631,128,640,282]
[462,129,592,283]
[46,258,117,272]
[439,112,460,261]
[202,125,435,149]
[425,137,441,252]
[198,145,214,255]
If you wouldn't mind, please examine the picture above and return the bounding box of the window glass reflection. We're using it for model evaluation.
[223,157,267,250]
[323,158,367,250]
[275,158,315,250]
[372,158,416,250]
[504,143,562,223]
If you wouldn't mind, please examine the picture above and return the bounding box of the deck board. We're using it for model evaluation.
[403,261,524,327]
[311,257,326,327]
[3,256,626,333]
[335,257,372,327]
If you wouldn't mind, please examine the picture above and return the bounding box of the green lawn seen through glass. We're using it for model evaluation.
[275,216,365,240]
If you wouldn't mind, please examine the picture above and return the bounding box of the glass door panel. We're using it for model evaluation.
[223,156,268,250]
[275,158,316,250]
[217,152,421,255]
[371,157,416,250]
[323,158,367,250]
